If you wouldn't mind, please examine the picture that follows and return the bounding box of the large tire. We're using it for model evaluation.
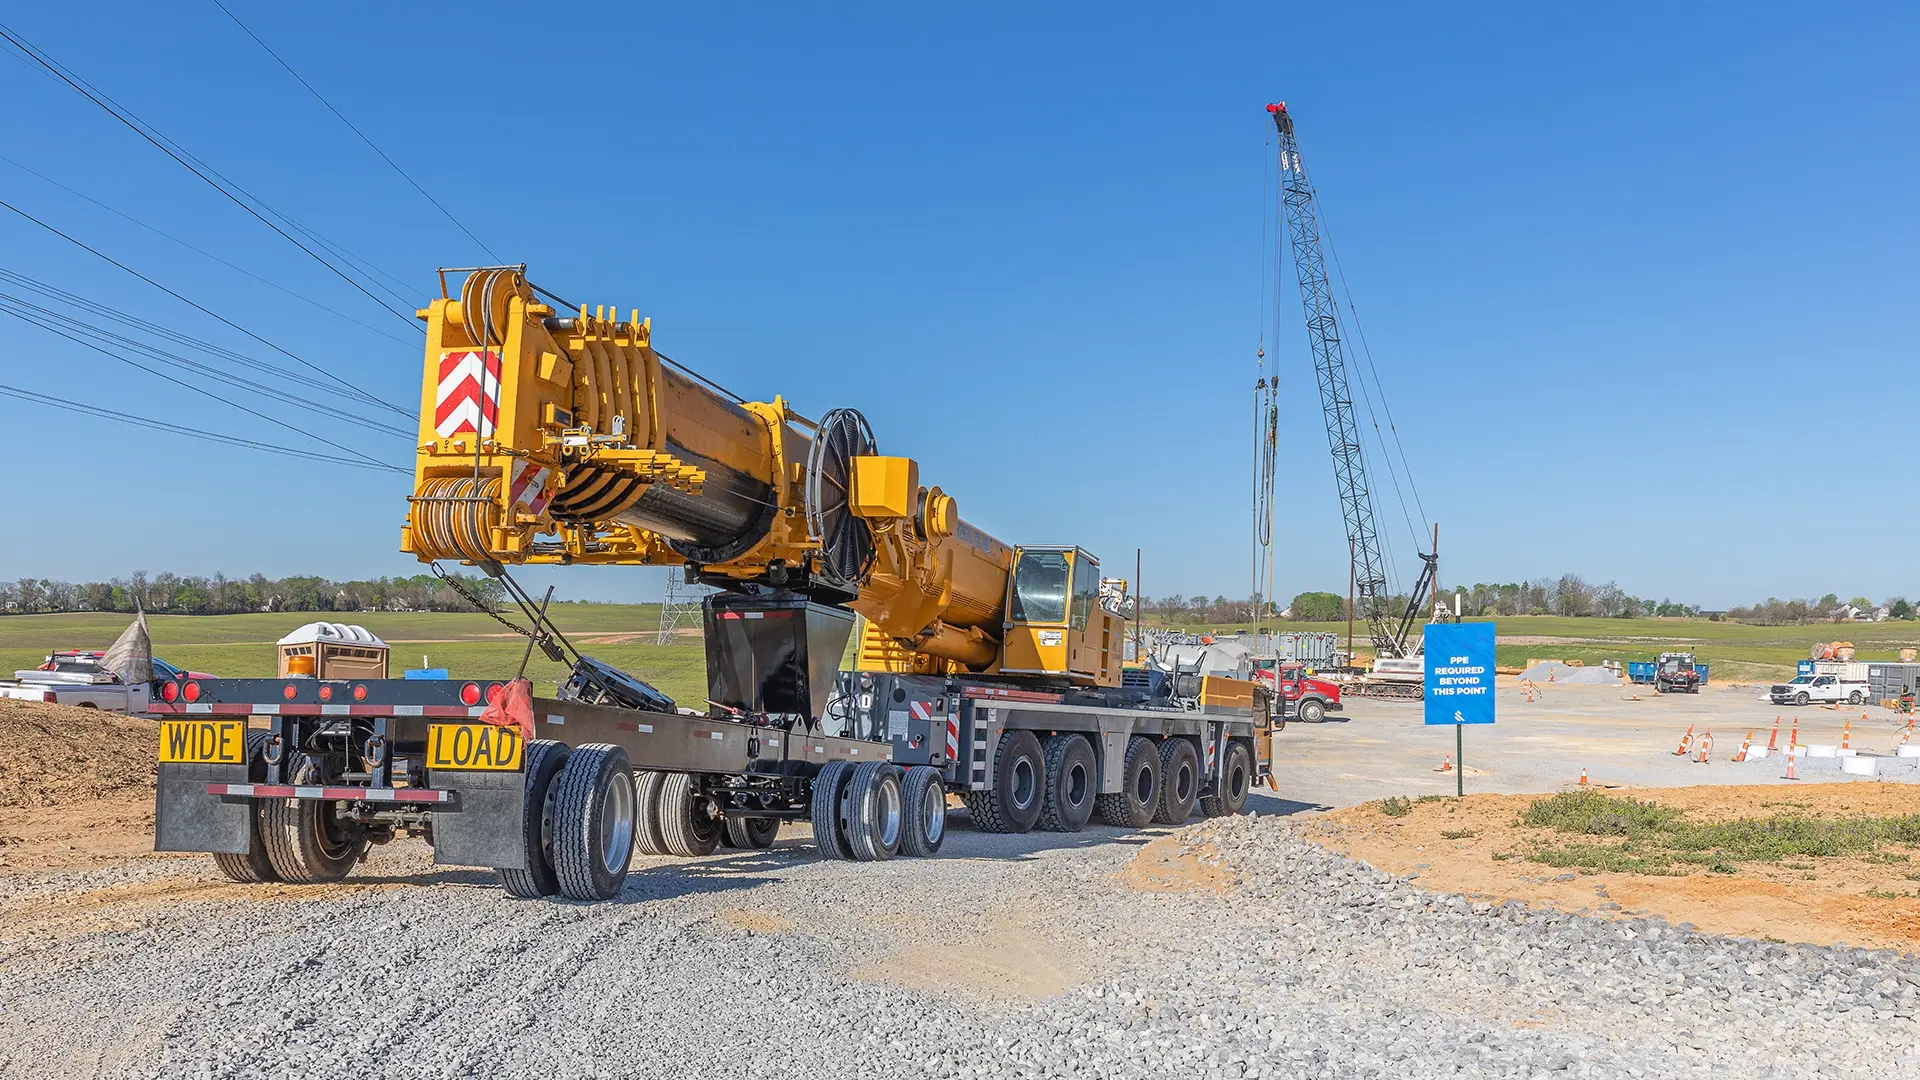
[632,770,670,856]
[1095,736,1159,828]
[960,730,1045,834]
[497,739,571,898]
[809,760,855,860]
[1154,738,1200,826]
[1298,698,1326,723]
[260,760,368,885]
[724,815,780,850]
[212,730,280,884]
[1038,734,1097,833]
[1199,741,1253,819]
[656,772,722,858]
[1849,690,1863,705]
[550,744,637,901]
[1796,692,1810,706]
[899,765,946,857]
[844,762,905,862]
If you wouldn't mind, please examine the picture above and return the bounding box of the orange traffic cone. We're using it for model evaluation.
[1578,767,1589,786]
[1901,718,1914,748]
[1694,730,1713,764]
[1733,730,1754,762]
[1767,716,1780,751]
[1673,725,1695,756]
[1842,720,1851,751]
[1433,754,1454,773]
[1786,752,1799,780]
[1790,717,1799,752]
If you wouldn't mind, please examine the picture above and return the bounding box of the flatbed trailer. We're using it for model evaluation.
[153,669,1273,901]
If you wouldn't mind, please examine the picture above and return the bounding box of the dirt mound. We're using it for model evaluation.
[0,698,156,809]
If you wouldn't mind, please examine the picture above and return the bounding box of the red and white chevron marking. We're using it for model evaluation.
[435,350,501,438]
[945,713,959,763]
[508,459,554,517]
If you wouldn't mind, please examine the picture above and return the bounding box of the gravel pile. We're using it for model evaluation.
[1519,662,1622,685]
[2,811,1916,1079]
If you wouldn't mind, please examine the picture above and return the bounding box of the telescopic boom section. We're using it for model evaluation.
[1266,103,1428,659]
[403,267,1120,683]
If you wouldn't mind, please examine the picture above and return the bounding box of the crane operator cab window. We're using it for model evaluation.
[1003,547,1118,686]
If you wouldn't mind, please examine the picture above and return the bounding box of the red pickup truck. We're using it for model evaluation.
[1254,660,1344,722]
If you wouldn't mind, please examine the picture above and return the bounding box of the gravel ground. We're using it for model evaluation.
[3,807,1917,1079]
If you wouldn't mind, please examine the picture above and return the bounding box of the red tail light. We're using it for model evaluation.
[352,684,367,701]
[484,683,504,705]
[283,684,298,700]
[42,691,57,703]
[182,681,202,703]
[459,682,482,706]
[318,685,333,701]
[160,681,178,703]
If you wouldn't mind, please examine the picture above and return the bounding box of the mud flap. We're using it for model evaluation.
[428,768,527,870]
[154,762,251,854]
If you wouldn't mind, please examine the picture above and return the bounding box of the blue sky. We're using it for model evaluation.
[1,3,1914,608]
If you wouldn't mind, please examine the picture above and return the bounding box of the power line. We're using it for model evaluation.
[0,382,405,473]
[0,197,413,418]
[0,303,400,471]
[0,21,423,330]
[0,152,417,346]
[209,0,503,264]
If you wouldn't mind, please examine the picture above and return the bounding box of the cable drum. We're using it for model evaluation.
[805,408,876,586]
[410,475,504,563]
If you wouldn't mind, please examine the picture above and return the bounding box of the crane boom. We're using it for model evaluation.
[1265,102,1433,660]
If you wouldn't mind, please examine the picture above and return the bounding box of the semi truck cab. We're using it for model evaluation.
[1255,660,1343,723]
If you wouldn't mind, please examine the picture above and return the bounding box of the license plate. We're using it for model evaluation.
[427,723,522,770]
[159,719,248,764]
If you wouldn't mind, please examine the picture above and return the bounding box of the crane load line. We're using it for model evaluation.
[410,476,505,564]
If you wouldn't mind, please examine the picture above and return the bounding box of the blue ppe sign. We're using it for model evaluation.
[1424,622,1496,725]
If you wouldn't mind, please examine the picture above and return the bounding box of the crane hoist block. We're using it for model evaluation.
[851,456,917,519]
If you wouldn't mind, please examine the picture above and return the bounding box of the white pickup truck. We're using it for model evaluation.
[0,667,153,711]
[1769,673,1868,706]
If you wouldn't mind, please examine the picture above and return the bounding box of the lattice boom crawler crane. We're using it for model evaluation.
[151,268,1275,900]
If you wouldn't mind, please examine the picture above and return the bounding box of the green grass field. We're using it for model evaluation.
[8,608,1918,697]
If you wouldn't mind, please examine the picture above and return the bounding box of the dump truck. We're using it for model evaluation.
[152,266,1274,901]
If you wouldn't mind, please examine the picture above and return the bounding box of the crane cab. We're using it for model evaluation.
[1001,546,1121,687]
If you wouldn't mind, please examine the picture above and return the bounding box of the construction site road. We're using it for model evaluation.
[3,799,1916,1080]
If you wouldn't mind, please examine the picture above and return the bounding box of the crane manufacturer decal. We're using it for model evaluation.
[435,350,501,438]
[507,459,554,517]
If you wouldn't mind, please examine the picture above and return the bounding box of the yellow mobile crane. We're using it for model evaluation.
[150,267,1270,901]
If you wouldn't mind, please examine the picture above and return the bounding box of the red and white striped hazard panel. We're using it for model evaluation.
[508,459,553,517]
[435,350,502,438]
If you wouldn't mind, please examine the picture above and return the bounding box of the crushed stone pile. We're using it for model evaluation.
[1518,661,1622,684]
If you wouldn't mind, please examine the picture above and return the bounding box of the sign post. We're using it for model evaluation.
[1424,622,1496,796]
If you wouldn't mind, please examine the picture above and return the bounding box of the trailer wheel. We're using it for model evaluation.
[1298,698,1326,723]
[497,739,571,899]
[1199,742,1253,818]
[961,730,1045,834]
[845,762,904,861]
[211,731,280,884]
[809,760,856,860]
[656,772,722,858]
[632,770,671,856]
[724,815,781,850]
[1095,735,1159,828]
[260,761,368,884]
[899,765,946,856]
[550,744,637,901]
[1153,738,1199,825]
[1038,734,1097,833]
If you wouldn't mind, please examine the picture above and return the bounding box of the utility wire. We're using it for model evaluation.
[0,21,422,330]
[0,152,416,346]
[0,303,399,471]
[0,382,406,472]
[0,198,412,417]
[209,0,502,263]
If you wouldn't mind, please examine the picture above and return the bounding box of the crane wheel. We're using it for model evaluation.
[724,815,781,850]
[962,730,1045,834]
[1038,735,1097,833]
[656,772,722,858]
[899,766,946,857]
[1153,738,1200,826]
[260,758,368,884]
[211,731,281,884]
[1095,736,1159,828]
[844,762,905,862]
[1199,742,1253,819]
[550,744,638,901]
[809,760,856,860]
[631,770,671,856]
[496,739,571,899]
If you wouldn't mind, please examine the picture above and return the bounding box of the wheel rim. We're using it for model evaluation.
[876,777,904,849]
[1134,764,1155,804]
[921,784,946,844]
[1066,761,1089,807]
[601,770,636,872]
[1176,762,1194,802]
[1011,757,1038,810]
[314,803,358,861]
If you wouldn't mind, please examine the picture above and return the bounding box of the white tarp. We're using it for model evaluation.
[99,611,152,686]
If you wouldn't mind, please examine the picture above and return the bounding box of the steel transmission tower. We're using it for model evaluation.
[655,568,711,645]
